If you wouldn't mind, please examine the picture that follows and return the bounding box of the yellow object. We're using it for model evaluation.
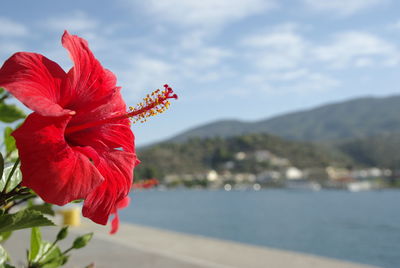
[60,207,81,226]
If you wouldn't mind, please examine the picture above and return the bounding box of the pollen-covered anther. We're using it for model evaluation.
[127,84,178,124]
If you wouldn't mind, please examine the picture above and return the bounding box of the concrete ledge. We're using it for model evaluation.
[4,220,379,268]
[74,221,379,268]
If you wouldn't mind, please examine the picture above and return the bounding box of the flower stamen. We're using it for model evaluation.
[128,84,178,124]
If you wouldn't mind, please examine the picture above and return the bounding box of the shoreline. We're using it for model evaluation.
[4,220,379,268]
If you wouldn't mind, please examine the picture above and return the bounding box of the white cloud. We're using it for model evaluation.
[284,72,340,93]
[354,58,374,67]
[181,47,231,69]
[136,0,276,28]
[302,0,384,15]
[239,25,340,93]
[179,30,208,50]
[265,69,310,81]
[179,47,234,83]
[314,31,399,68]
[242,27,307,70]
[44,11,98,32]
[0,17,28,37]
[244,69,340,94]
[118,55,175,100]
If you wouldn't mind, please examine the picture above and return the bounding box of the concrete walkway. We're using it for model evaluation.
[4,220,379,268]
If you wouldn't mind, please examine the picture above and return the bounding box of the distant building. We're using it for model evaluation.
[326,166,350,180]
[235,152,246,160]
[256,170,281,183]
[206,170,219,182]
[254,150,272,162]
[285,167,303,180]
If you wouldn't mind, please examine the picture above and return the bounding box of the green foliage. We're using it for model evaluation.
[29,227,42,262]
[0,209,54,233]
[337,132,400,169]
[0,231,12,242]
[0,103,25,123]
[0,162,22,193]
[28,227,65,268]
[39,243,64,268]
[0,153,3,182]
[0,245,9,266]
[29,203,55,216]
[24,226,89,268]
[4,127,16,157]
[136,133,353,182]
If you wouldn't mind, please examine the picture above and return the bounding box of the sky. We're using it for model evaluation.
[0,0,399,146]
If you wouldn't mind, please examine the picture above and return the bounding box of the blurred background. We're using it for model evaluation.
[1,1,400,267]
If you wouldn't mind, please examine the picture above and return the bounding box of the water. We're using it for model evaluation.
[120,189,400,268]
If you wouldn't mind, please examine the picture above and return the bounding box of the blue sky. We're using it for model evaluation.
[0,0,399,146]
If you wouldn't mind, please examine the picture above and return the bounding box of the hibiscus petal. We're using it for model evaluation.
[82,150,136,225]
[110,213,120,235]
[12,113,104,205]
[61,31,119,112]
[0,52,72,117]
[66,90,135,153]
[110,196,131,234]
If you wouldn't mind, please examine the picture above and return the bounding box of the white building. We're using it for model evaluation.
[285,167,303,180]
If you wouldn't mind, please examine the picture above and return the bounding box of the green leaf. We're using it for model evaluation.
[29,203,55,216]
[0,163,22,193]
[0,244,9,266]
[0,208,55,233]
[41,246,64,268]
[4,127,16,156]
[0,153,3,182]
[0,231,12,243]
[33,242,63,268]
[29,227,42,262]
[0,88,4,95]
[0,103,25,123]
[71,199,84,204]
[72,233,93,249]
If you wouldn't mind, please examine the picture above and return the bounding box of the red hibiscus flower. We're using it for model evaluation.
[0,31,176,233]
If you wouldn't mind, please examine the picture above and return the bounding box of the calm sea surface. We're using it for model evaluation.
[120,189,400,268]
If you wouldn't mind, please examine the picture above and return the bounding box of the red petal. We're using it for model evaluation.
[109,196,131,234]
[82,150,137,225]
[66,90,135,153]
[116,196,131,210]
[12,113,104,205]
[0,52,72,117]
[110,213,120,235]
[61,31,119,113]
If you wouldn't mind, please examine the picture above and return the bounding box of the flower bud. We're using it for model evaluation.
[72,233,93,249]
[56,226,69,241]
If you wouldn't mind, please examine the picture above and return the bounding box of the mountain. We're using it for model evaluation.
[336,132,400,169]
[171,95,400,142]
